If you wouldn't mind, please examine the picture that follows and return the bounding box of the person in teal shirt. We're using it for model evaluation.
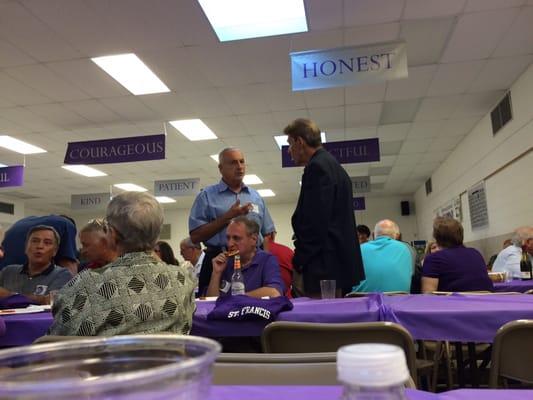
[352,220,412,293]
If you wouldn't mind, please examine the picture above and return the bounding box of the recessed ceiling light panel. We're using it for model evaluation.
[258,189,275,197]
[113,183,148,192]
[243,174,263,185]
[0,136,46,154]
[62,165,107,177]
[274,132,326,149]
[169,119,218,141]
[156,196,176,203]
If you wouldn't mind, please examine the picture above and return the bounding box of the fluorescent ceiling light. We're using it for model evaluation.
[156,196,176,204]
[113,183,148,192]
[257,189,275,197]
[243,174,263,185]
[62,165,107,177]
[169,119,218,141]
[198,0,307,42]
[0,136,46,154]
[91,53,170,95]
[210,154,219,163]
[274,132,327,149]
[0,163,7,168]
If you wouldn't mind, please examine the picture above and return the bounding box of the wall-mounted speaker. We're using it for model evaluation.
[401,201,410,216]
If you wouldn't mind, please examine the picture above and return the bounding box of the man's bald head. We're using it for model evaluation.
[374,219,400,239]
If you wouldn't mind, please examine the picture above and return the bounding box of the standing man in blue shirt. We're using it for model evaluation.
[188,147,276,296]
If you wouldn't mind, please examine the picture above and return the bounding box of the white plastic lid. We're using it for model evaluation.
[337,343,410,387]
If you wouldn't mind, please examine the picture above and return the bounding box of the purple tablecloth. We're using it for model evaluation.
[0,311,52,346]
[206,386,531,400]
[379,293,533,342]
[191,297,378,337]
[493,279,533,293]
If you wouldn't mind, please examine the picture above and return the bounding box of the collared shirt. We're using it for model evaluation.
[0,263,72,296]
[188,180,275,248]
[353,236,412,293]
[218,250,284,296]
[492,245,522,278]
[48,252,196,336]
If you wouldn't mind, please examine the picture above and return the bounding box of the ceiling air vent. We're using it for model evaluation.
[425,178,432,196]
[0,201,15,215]
[490,92,512,135]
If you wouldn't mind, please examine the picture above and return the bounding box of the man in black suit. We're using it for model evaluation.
[284,118,365,297]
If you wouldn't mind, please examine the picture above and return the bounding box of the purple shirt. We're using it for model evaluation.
[422,246,493,292]
[220,250,284,296]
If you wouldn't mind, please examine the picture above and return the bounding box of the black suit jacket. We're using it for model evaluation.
[291,148,365,294]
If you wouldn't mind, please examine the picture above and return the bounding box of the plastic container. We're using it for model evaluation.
[337,343,409,400]
[0,334,221,400]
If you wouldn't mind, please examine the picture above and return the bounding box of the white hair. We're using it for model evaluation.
[374,219,400,239]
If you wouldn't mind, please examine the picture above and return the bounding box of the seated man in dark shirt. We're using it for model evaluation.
[422,217,493,293]
[207,216,284,299]
[0,225,73,304]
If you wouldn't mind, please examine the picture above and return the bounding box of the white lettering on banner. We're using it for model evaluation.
[351,176,371,194]
[0,172,8,183]
[68,141,164,160]
[154,178,200,197]
[291,41,407,91]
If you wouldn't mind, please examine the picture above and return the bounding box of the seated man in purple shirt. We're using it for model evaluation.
[207,216,284,299]
[422,217,493,293]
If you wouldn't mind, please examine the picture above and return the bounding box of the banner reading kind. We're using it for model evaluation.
[64,134,165,165]
[0,165,24,188]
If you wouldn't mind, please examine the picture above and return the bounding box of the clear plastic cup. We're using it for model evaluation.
[0,334,221,400]
[320,279,336,299]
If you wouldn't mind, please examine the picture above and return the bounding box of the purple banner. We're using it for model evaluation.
[64,134,165,165]
[0,165,24,188]
[282,138,380,167]
[353,197,366,211]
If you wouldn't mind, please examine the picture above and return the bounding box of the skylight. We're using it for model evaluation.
[198,0,308,42]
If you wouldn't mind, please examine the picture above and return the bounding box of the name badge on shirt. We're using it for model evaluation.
[34,285,48,296]
[251,203,260,214]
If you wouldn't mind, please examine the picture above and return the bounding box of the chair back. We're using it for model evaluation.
[261,321,417,382]
[489,319,533,387]
[213,352,337,385]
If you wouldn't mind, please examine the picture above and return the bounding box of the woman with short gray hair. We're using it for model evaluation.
[49,192,196,337]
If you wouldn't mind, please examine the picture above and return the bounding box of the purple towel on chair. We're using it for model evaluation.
[0,293,36,309]
[207,295,293,322]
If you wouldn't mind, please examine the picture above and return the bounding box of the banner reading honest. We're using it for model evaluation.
[281,138,380,168]
[291,41,408,91]
[353,197,366,211]
[71,193,111,210]
[154,178,200,197]
[0,165,24,188]
[64,134,165,165]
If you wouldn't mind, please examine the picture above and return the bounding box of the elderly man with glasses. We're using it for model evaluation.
[49,192,196,336]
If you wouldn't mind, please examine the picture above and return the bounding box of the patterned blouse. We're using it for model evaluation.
[48,252,196,336]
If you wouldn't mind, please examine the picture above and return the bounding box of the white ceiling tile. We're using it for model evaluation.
[0,72,52,106]
[399,18,455,66]
[343,126,378,140]
[306,0,343,30]
[407,121,445,139]
[468,55,533,92]
[414,95,462,121]
[344,0,404,26]
[62,100,121,124]
[256,82,306,112]
[219,85,271,115]
[386,65,437,101]
[399,138,433,154]
[308,106,346,130]
[395,153,423,165]
[290,30,343,53]
[380,99,421,124]
[271,110,310,130]
[179,88,233,118]
[419,150,452,163]
[0,107,59,132]
[427,135,464,152]
[441,8,519,62]
[404,0,466,19]
[493,6,533,57]
[427,60,486,96]
[199,116,246,139]
[345,103,383,128]
[304,88,344,108]
[465,0,526,12]
[439,117,480,137]
[25,103,90,128]
[99,96,159,122]
[0,1,82,61]
[139,93,196,120]
[344,23,401,46]
[377,123,412,142]
[0,39,35,67]
[451,91,505,117]
[236,113,277,136]
[5,64,91,102]
[345,83,387,105]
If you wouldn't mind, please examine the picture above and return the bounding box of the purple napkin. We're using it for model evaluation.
[0,293,36,309]
[207,295,293,321]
